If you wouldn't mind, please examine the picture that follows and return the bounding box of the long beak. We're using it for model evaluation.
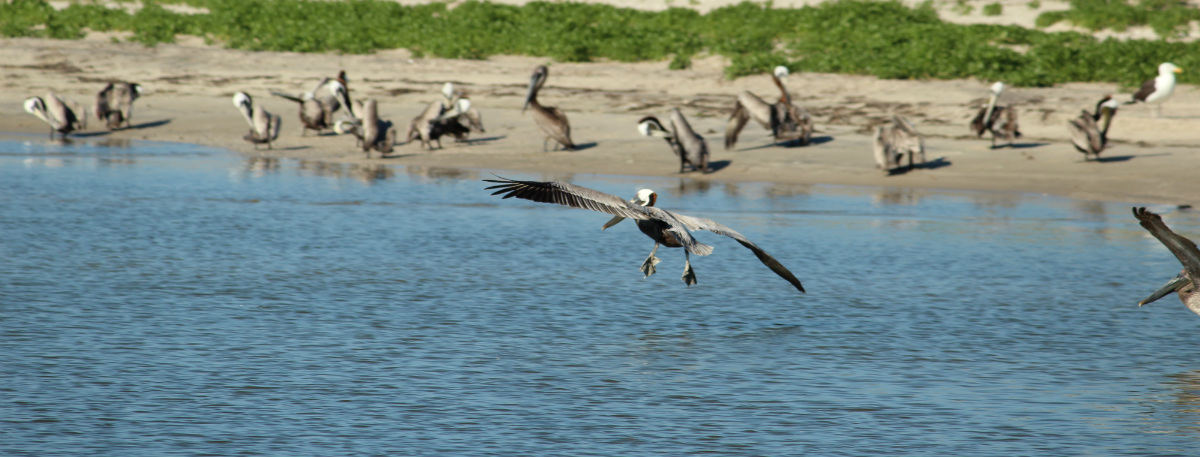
[601,216,625,230]
[522,74,539,113]
[1175,67,1183,74]
[1139,273,1189,306]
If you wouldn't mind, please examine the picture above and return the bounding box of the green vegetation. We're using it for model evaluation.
[952,0,975,15]
[983,2,1004,16]
[1036,0,1200,39]
[1027,0,1042,9]
[1,0,1197,87]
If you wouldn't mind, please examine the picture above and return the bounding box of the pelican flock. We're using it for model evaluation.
[1128,62,1182,118]
[1066,95,1121,161]
[872,115,925,173]
[523,65,576,151]
[232,92,281,149]
[484,177,806,292]
[24,92,86,139]
[94,81,142,130]
[725,65,814,150]
[970,82,1021,148]
[637,108,710,173]
[1133,207,1200,317]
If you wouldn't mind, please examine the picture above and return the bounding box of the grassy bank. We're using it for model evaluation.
[2,0,1197,86]
[1037,0,1200,39]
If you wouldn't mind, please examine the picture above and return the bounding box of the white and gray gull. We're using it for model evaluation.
[484,177,805,292]
[1133,207,1200,317]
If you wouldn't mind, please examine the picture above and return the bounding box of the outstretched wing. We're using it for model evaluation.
[485,177,653,221]
[1134,207,1200,282]
[271,91,304,104]
[671,212,805,292]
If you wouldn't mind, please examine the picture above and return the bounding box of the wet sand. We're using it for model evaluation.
[1,33,1197,205]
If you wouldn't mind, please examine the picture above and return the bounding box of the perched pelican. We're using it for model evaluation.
[232,92,281,149]
[637,108,709,173]
[271,78,351,136]
[872,116,925,174]
[724,65,813,150]
[1067,95,1121,161]
[970,82,1021,148]
[1133,207,1200,317]
[1128,62,1183,118]
[24,92,86,139]
[484,177,805,292]
[523,65,575,151]
[94,81,142,130]
[343,99,395,158]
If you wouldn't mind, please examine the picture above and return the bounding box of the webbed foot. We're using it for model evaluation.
[640,255,661,278]
[681,261,697,287]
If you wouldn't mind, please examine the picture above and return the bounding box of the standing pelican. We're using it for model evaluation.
[440,83,486,141]
[970,82,1021,148]
[344,99,396,158]
[1133,207,1200,317]
[872,115,925,174]
[232,92,281,149]
[523,65,575,151]
[484,177,805,292]
[1067,96,1121,161]
[271,78,351,136]
[94,81,142,130]
[724,65,813,150]
[24,92,86,139]
[1128,62,1183,118]
[637,108,709,173]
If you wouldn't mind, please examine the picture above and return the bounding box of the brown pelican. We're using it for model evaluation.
[872,115,925,173]
[232,92,281,149]
[1067,95,1121,161]
[724,65,813,150]
[1128,62,1182,118]
[970,82,1021,148]
[1133,207,1200,317]
[637,108,709,173]
[94,81,142,130]
[523,65,575,151]
[484,177,805,292]
[24,92,86,139]
[440,83,486,141]
[271,78,351,136]
[341,99,395,158]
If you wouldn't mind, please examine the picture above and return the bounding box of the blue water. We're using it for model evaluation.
[3,138,1199,456]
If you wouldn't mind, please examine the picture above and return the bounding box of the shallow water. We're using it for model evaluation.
[3,138,1199,456]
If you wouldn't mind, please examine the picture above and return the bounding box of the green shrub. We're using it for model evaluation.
[983,2,1004,15]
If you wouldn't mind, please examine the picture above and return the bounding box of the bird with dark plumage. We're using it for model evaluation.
[271,78,351,136]
[25,92,86,139]
[1133,207,1200,317]
[724,65,813,150]
[872,116,925,174]
[94,81,142,130]
[637,108,709,173]
[970,82,1021,148]
[484,177,805,292]
[523,65,575,151]
[1128,62,1182,118]
[232,92,281,149]
[1067,95,1121,161]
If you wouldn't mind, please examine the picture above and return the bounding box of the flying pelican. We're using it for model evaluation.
[24,92,86,139]
[271,78,351,136]
[94,81,142,130]
[342,99,396,158]
[970,82,1021,148]
[232,92,281,149]
[637,108,709,173]
[484,177,805,292]
[1067,95,1121,161]
[872,115,925,174]
[724,65,814,150]
[1132,207,1200,317]
[523,65,575,151]
[1128,62,1183,118]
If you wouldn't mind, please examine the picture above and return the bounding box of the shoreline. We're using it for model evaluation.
[2,36,1197,206]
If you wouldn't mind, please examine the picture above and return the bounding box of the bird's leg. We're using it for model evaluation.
[681,251,698,287]
[640,243,662,278]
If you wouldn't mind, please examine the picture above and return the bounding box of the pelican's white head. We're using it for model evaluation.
[637,120,652,137]
[990,82,1006,95]
[232,92,251,110]
[1100,98,1121,110]
[1159,62,1182,76]
[442,82,456,99]
[456,98,471,113]
[334,119,357,135]
[23,97,45,115]
[774,65,789,79]
[635,189,657,207]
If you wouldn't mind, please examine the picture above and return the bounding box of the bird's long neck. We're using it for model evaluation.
[982,94,998,126]
[1099,108,1115,142]
[772,75,791,105]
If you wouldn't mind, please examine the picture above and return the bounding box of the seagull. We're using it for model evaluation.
[1133,207,1200,316]
[1128,62,1183,118]
[484,177,805,292]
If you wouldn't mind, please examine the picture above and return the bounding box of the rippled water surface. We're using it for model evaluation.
[3,138,1200,456]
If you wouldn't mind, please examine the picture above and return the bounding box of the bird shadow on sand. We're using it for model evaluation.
[886,157,952,176]
[459,135,507,145]
[126,119,172,130]
[570,142,598,151]
[703,160,732,173]
[736,136,832,152]
[275,146,311,151]
[994,141,1049,150]
[72,130,111,138]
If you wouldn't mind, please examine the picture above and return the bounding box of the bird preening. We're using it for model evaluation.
[484,177,805,293]
[24,92,86,139]
[725,65,814,150]
[1133,207,1200,317]
[970,82,1021,148]
[1066,95,1120,161]
[271,77,352,136]
[94,81,143,130]
[232,91,281,149]
[637,108,710,174]
[872,115,925,174]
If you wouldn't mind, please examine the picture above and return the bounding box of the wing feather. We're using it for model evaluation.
[1134,207,1200,282]
[484,177,652,221]
[671,213,805,292]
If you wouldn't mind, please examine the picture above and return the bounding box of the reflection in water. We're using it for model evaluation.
[969,192,1025,212]
[405,165,476,182]
[765,182,811,199]
[721,181,742,199]
[351,164,395,184]
[93,138,132,148]
[97,156,137,167]
[873,187,925,206]
[674,178,713,197]
[245,156,281,177]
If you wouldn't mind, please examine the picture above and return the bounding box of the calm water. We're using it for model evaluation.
[3,138,1199,456]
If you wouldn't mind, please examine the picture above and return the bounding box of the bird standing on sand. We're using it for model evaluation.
[724,65,813,150]
[1066,95,1121,161]
[872,115,925,174]
[24,92,86,139]
[94,81,142,130]
[232,92,281,149]
[637,108,710,173]
[1133,207,1200,317]
[484,177,805,292]
[1128,62,1182,118]
[271,78,351,136]
[523,65,575,151]
[970,82,1021,148]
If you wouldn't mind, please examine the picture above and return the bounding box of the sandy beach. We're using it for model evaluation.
[2,8,1198,205]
